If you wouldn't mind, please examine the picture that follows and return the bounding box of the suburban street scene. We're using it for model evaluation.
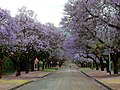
[16,61,108,90]
[0,0,120,90]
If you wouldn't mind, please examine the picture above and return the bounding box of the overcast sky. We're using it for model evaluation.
[0,0,68,27]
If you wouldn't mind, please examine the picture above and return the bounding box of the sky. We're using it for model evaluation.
[0,0,68,27]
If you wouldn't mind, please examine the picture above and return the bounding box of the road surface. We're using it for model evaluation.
[16,62,108,90]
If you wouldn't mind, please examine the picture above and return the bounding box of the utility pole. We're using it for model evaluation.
[108,28,111,75]
[109,48,111,75]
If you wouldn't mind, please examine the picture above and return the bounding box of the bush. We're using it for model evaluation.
[2,58,15,74]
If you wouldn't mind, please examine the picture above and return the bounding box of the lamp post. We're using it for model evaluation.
[108,28,111,75]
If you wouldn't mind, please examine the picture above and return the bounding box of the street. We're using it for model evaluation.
[16,62,108,90]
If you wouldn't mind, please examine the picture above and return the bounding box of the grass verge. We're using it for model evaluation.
[0,79,30,84]
[43,68,58,72]
[80,68,92,72]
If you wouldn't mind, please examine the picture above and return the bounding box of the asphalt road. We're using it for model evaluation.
[16,62,108,90]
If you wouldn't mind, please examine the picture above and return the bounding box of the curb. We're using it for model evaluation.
[80,70,113,90]
[41,72,53,78]
[9,81,33,90]
[9,72,53,90]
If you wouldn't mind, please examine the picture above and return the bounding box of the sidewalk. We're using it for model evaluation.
[80,68,120,90]
[0,71,52,90]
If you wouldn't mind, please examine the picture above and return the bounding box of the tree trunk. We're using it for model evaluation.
[106,60,110,73]
[48,63,50,68]
[25,63,29,73]
[0,60,2,79]
[59,62,62,67]
[86,55,99,70]
[113,57,118,74]
[45,63,47,69]
[96,56,104,71]
[31,61,34,71]
[112,53,118,74]
[16,63,21,76]
[37,62,40,71]
[93,60,99,70]
[42,61,45,70]
[113,62,118,74]
[11,58,21,76]
[99,58,104,71]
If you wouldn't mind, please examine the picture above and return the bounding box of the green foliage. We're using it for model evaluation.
[2,58,15,74]
[43,68,58,72]
[39,50,50,60]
